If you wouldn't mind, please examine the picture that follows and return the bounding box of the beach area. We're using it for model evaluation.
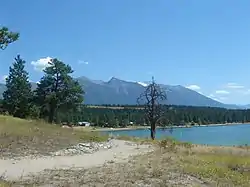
[83,122,250,132]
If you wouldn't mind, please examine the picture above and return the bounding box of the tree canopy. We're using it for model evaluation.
[3,55,32,118]
[0,27,19,50]
[34,58,84,123]
[56,104,250,128]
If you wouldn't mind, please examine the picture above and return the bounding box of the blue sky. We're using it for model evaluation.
[1,0,250,104]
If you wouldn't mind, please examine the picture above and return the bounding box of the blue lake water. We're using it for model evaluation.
[106,124,250,146]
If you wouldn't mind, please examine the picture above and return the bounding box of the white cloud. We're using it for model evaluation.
[186,84,201,91]
[226,83,244,89]
[78,60,89,65]
[31,57,52,71]
[215,90,230,95]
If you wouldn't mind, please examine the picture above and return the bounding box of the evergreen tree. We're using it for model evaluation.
[0,27,19,50]
[34,58,84,123]
[0,99,4,114]
[3,55,32,118]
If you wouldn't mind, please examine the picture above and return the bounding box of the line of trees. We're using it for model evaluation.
[0,26,85,123]
[1,55,84,123]
[58,105,250,127]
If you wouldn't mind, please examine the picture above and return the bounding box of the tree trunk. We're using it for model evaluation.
[150,125,156,140]
[48,105,55,123]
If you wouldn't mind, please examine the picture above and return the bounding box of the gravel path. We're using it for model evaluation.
[0,140,152,181]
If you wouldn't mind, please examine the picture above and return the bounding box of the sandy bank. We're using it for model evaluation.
[92,122,250,132]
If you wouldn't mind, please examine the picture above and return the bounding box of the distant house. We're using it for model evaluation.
[77,121,91,127]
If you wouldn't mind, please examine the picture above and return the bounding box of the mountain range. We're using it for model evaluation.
[0,76,248,109]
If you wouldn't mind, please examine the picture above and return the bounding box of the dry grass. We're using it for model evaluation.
[0,180,11,187]
[11,151,205,187]
[2,117,250,186]
[0,115,108,159]
[181,148,250,186]
[7,138,250,187]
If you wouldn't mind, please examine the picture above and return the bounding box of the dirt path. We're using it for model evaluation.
[0,140,152,181]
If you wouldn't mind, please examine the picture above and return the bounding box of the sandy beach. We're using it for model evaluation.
[88,122,250,132]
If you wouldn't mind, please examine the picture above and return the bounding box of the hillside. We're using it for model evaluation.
[76,77,240,109]
[0,77,241,109]
[0,115,107,158]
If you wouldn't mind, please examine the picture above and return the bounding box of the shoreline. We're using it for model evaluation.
[91,122,250,132]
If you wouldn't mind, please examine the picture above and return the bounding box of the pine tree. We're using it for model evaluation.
[3,55,32,118]
[0,27,19,50]
[34,58,84,123]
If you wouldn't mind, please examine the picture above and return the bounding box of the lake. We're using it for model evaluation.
[107,124,250,146]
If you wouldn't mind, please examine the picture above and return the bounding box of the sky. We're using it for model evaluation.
[1,0,250,105]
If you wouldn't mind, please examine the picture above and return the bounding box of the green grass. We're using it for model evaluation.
[0,115,108,158]
[0,180,11,187]
[0,183,10,187]
[152,137,250,186]
[182,151,250,186]
[126,137,250,186]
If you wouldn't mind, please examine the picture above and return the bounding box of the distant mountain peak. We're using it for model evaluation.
[0,75,243,109]
[107,77,119,82]
[107,77,131,84]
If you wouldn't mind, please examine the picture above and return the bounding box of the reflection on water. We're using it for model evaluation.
[159,127,174,134]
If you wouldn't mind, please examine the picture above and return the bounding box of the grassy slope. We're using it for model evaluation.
[0,115,108,159]
[1,139,250,186]
[1,116,250,186]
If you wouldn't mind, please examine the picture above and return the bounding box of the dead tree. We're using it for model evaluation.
[137,77,167,140]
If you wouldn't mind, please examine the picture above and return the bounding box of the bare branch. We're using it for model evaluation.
[137,77,167,139]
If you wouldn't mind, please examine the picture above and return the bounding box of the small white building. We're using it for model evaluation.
[77,121,91,127]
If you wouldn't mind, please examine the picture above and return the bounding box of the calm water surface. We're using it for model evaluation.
[107,124,250,146]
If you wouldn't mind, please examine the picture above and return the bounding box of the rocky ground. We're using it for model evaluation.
[52,138,115,156]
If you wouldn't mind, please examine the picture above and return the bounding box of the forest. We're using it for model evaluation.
[57,104,250,127]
